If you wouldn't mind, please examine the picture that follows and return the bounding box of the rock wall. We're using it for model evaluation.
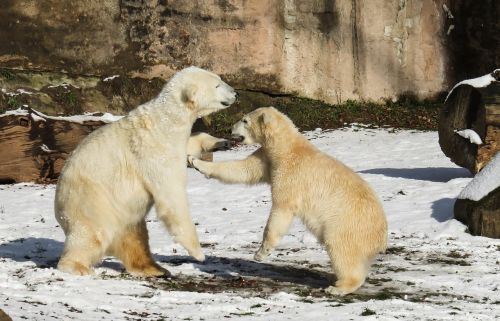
[0,0,498,110]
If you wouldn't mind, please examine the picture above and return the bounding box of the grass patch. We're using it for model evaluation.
[204,90,441,137]
[360,308,376,316]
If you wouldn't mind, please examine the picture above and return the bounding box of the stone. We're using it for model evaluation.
[0,0,498,106]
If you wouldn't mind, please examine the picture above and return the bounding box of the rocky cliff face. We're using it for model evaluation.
[0,0,498,114]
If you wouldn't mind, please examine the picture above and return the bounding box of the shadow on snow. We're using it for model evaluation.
[359,167,470,183]
[0,237,330,290]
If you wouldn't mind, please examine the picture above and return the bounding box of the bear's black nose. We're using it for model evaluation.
[231,135,244,143]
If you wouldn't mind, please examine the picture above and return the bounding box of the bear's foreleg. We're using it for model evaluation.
[188,148,269,185]
[254,207,294,261]
[154,192,205,262]
[142,161,206,262]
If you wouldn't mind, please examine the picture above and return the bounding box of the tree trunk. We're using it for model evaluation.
[439,80,500,173]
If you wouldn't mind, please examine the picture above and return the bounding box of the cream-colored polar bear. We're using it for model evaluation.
[55,67,236,277]
[189,107,387,295]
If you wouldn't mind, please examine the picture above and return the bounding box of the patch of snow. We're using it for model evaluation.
[16,88,33,95]
[0,107,28,118]
[0,108,123,123]
[458,152,500,201]
[56,112,123,124]
[1,128,498,321]
[442,4,454,19]
[103,75,120,82]
[47,83,70,89]
[31,113,46,123]
[40,144,55,153]
[445,69,499,102]
[447,24,455,35]
[454,129,483,145]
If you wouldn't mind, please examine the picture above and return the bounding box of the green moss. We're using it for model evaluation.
[7,96,21,108]
[205,90,442,138]
[0,68,16,81]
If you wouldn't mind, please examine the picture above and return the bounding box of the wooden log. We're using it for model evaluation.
[0,309,13,321]
[0,109,108,183]
[0,109,220,183]
[455,186,500,238]
[439,78,500,173]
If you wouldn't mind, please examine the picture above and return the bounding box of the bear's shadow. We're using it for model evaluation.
[0,237,330,289]
[359,167,470,182]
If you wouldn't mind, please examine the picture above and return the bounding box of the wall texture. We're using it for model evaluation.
[0,0,498,109]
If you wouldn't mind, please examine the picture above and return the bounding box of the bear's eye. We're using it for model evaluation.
[242,119,248,124]
[216,84,220,88]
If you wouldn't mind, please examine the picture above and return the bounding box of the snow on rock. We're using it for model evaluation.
[458,152,500,201]
[445,69,499,102]
[454,129,483,145]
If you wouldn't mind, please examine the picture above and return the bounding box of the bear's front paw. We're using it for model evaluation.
[187,155,211,178]
[192,252,206,263]
[187,155,197,168]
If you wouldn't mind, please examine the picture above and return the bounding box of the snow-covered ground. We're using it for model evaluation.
[1,127,499,321]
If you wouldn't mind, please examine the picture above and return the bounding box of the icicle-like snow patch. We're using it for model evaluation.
[458,152,500,201]
[103,75,120,82]
[445,69,499,102]
[454,129,483,145]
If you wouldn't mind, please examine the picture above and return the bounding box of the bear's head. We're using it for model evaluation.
[231,107,297,145]
[170,66,237,118]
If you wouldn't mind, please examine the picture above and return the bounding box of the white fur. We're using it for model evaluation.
[189,107,388,295]
[55,67,236,276]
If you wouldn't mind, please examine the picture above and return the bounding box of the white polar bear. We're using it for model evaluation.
[55,67,237,277]
[189,107,388,295]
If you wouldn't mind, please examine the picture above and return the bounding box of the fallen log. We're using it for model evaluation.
[0,309,13,321]
[0,109,218,183]
[439,70,500,173]
[0,109,117,183]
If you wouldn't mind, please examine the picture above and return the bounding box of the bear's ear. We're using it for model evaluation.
[181,85,198,109]
[258,112,274,126]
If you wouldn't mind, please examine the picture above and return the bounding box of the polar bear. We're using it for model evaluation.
[55,67,237,277]
[189,107,387,295]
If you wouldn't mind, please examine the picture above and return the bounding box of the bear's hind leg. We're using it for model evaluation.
[58,227,108,276]
[325,246,368,296]
[110,219,170,277]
